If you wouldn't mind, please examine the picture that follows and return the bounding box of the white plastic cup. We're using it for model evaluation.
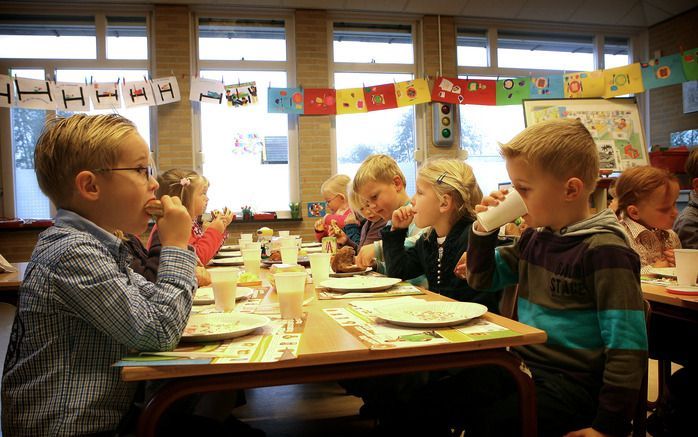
[208,267,239,312]
[280,246,299,265]
[241,248,261,276]
[674,249,698,286]
[308,253,332,286]
[278,230,290,237]
[240,233,253,242]
[274,271,307,319]
[279,237,296,248]
[476,189,528,232]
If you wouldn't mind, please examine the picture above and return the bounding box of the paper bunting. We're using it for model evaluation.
[603,64,644,98]
[336,87,367,114]
[395,79,431,107]
[122,80,153,108]
[224,81,257,107]
[303,88,336,115]
[564,71,605,98]
[461,79,496,105]
[431,77,469,104]
[268,87,303,114]
[682,48,698,80]
[0,74,13,108]
[496,77,531,105]
[641,54,687,89]
[529,75,564,99]
[189,77,225,104]
[90,82,120,110]
[152,76,181,106]
[14,77,56,110]
[54,82,90,111]
[364,84,397,111]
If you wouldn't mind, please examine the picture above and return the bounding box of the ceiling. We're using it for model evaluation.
[5,0,698,28]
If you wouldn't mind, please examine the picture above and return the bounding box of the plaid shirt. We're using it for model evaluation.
[619,215,682,274]
[2,209,197,436]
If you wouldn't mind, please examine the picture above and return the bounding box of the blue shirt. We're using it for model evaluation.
[2,209,197,436]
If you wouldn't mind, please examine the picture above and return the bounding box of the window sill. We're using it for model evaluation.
[0,219,54,231]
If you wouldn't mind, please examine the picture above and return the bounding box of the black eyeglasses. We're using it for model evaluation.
[94,165,156,181]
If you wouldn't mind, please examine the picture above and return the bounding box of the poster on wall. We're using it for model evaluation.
[224,81,257,107]
[152,76,181,105]
[0,74,13,107]
[90,81,121,110]
[122,80,153,108]
[189,77,225,104]
[640,54,687,89]
[54,82,90,111]
[395,79,431,107]
[683,81,698,114]
[522,98,648,171]
[14,77,56,110]
[304,88,336,115]
[267,87,303,114]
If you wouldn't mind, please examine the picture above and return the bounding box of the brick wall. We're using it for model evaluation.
[648,7,698,146]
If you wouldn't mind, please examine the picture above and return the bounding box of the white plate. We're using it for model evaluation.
[666,285,698,295]
[193,287,254,305]
[330,267,373,278]
[319,276,401,292]
[211,257,244,266]
[301,242,322,248]
[374,301,488,328]
[648,267,677,278]
[303,247,323,254]
[215,250,241,258]
[182,312,270,342]
[220,244,240,251]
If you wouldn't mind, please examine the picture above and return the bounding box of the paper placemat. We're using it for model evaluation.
[641,276,676,287]
[323,297,520,350]
[317,282,425,300]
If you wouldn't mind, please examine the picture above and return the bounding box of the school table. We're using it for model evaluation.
[122,278,547,437]
[0,262,26,305]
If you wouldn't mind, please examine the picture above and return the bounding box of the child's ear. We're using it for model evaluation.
[692,177,698,192]
[627,205,641,221]
[74,170,100,201]
[439,193,453,212]
[564,177,584,201]
[392,175,404,192]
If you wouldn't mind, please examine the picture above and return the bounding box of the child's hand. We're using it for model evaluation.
[157,195,192,249]
[195,266,211,286]
[564,427,612,437]
[663,248,676,266]
[332,228,348,245]
[356,245,376,269]
[209,209,233,233]
[391,205,414,230]
[653,258,671,268]
[453,252,468,279]
[474,189,508,232]
[314,218,325,232]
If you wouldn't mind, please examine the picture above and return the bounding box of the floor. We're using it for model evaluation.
[232,360,678,437]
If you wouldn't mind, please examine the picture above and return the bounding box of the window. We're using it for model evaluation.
[604,37,630,69]
[0,13,150,219]
[497,31,594,71]
[333,23,418,195]
[457,28,488,67]
[197,17,294,213]
[671,129,698,147]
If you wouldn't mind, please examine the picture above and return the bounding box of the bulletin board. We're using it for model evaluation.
[522,98,648,171]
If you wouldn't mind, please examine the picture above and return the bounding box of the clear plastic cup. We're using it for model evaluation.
[208,267,239,312]
[241,248,261,277]
[278,230,290,237]
[308,252,332,287]
[240,233,254,242]
[280,246,299,265]
[274,271,307,319]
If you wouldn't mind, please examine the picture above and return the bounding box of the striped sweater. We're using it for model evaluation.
[466,209,647,437]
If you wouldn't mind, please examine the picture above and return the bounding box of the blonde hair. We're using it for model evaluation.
[686,147,698,180]
[347,185,365,219]
[352,154,407,193]
[418,158,482,222]
[321,174,351,199]
[156,168,205,217]
[34,114,138,207]
[615,166,678,218]
[501,118,599,190]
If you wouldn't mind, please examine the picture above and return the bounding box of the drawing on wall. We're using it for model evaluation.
[54,82,89,111]
[640,54,687,89]
[225,81,257,107]
[528,75,564,99]
[364,83,397,111]
[304,88,336,115]
[14,77,56,110]
[523,98,648,171]
[603,64,644,98]
[189,77,225,104]
[336,87,367,114]
[152,76,181,105]
[0,74,13,108]
[563,71,605,99]
[267,87,303,114]
[496,77,531,105]
[123,80,153,108]
[90,82,120,110]
[395,79,431,107]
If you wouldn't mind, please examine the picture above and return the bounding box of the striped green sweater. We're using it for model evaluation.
[466,209,647,436]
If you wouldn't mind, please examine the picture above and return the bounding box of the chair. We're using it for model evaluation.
[0,302,17,434]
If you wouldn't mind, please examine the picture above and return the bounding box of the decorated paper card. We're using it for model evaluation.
[90,81,120,110]
[496,77,531,105]
[395,79,431,107]
[267,87,303,114]
[336,87,367,114]
[603,64,644,98]
[14,77,56,110]
[681,48,698,80]
[151,76,181,105]
[641,54,687,90]
[564,71,605,98]
[460,79,496,105]
[303,88,336,115]
[54,82,90,111]
[122,80,153,108]
[0,74,14,107]
[189,77,225,104]
[224,81,257,107]
[431,77,469,104]
[364,83,397,111]
[528,75,564,99]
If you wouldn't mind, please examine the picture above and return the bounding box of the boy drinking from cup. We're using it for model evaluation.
[2,114,197,435]
[456,119,648,436]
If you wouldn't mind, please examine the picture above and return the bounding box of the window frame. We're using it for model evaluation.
[0,6,153,219]
[192,10,299,205]
[329,14,425,176]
